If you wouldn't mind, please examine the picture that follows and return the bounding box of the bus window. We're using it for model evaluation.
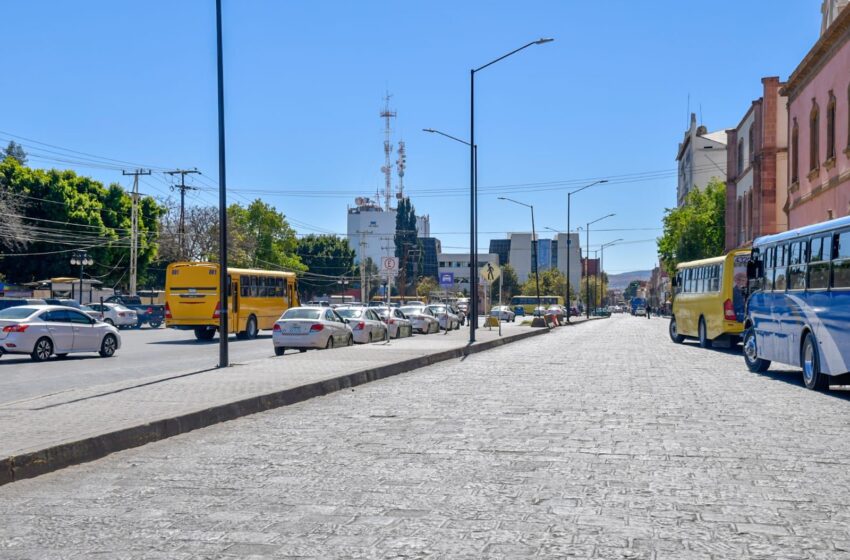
[808,236,830,289]
[788,241,806,290]
[240,276,249,297]
[833,231,850,288]
[774,244,788,291]
[764,246,775,291]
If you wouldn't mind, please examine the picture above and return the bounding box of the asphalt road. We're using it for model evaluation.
[0,327,277,405]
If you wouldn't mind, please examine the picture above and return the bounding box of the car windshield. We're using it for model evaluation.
[0,307,40,320]
[429,306,446,313]
[400,306,422,315]
[373,308,389,317]
[282,308,322,320]
[336,308,363,319]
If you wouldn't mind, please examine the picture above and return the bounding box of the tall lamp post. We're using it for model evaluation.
[469,37,553,343]
[585,213,615,318]
[565,179,607,323]
[599,239,623,307]
[498,197,546,329]
[215,0,229,368]
[69,250,93,304]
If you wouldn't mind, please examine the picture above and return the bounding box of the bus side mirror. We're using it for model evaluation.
[746,259,760,279]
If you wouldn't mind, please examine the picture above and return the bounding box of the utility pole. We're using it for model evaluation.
[357,230,368,303]
[166,168,201,260]
[123,169,151,295]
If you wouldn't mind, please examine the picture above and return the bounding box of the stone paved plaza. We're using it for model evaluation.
[2,315,850,559]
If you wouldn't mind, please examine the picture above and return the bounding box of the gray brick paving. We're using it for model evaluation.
[3,315,850,559]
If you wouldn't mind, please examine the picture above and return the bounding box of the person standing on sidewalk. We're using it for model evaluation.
[646,305,651,319]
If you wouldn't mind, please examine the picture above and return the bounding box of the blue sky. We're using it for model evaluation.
[1,1,822,273]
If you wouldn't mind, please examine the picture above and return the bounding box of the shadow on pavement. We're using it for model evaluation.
[150,335,272,346]
[752,367,850,398]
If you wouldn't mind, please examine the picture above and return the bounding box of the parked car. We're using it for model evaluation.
[450,304,466,326]
[335,306,387,343]
[532,306,548,317]
[634,306,646,317]
[0,298,47,311]
[105,295,165,328]
[490,305,516,322]
[372,306,413,338]
[272,306,353,356]
[547,305,567,321]
[427,304,460,330]
[569,306,580,317]
[399,305,440,334]
[0,305,121,362]
[85,302,138,328]
[513,305,526,317]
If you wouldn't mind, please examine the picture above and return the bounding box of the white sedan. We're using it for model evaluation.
[84,302,137,328]
[489,305,516,322]
[0,305,121,362]
[427,304,461,331]
[399,306,440,334]
[272,306,353,356]
[372,306,413,339]
[335,306,387,343]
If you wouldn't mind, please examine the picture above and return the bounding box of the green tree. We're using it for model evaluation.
[657,178,726,277]
[227,200,303,272]
[0,158,163,287]
[416,276,438,299]
[394,197,421,295]
[520,268,568,299]
[499,263,521,299]
[2,141,27,165]
[297,234,356,299]
[581,272,609,308]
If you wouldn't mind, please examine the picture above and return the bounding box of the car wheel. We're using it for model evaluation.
[698,318,712,349]
[105,318,115,327]
[743,328,770,373]
[347,335,354,347]
[325,336,334,350]
[802,332,829,391]
[149,321,162,329]
[669,316,685,344]
[394,326,400,339]
[31,337,53,362]
[99,334,118,358]
[368,331,374,343]
[299,348,307,353]
[274,346,285,356]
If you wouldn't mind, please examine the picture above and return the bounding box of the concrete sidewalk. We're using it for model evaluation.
[0,317,594,485]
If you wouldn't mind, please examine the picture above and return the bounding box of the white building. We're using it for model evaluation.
[676,113,729,207]
[437,253,498,293]
[346,197,430,266]
[503,232,581,298]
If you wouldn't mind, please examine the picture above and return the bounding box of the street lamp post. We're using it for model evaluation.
[498,197,545,329]
[469,37,553,343]
[215,0,229,368]
[565,179,607,323]
[69,250,93,304]
[585,213,615,318]
[599,239,623,307]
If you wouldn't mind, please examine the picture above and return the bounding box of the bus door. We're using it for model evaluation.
[231,275,240,332]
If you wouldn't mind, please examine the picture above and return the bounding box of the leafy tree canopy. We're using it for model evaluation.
[297,234,356,299]
[2,141,27,165]
[657,178,725,277]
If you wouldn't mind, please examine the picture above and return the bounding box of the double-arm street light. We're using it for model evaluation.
[498,197,545,328]
[565,179,607,323]
[215,0,229,368]
[69,250,93,304]
[585,213,615,318]
[468,37,553,343]
[599,239,623,307]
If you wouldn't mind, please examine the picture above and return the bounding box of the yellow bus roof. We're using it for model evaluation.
[675,249,750,270]
[166,262,297,278]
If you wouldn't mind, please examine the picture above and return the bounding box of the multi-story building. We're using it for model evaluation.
[581,258,599,277]
[492,232,580,292]
[488,239,511,266]
[725,77,788,251]
[346,197,430,266]
[419,237,441,280]
[676,113,729,207]
[784,1,850,228]
[436,253,498,295]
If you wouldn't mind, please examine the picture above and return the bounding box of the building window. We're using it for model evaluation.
[847,84,850,152]
[827,91,836,161]
[737,139,744,175]
[791,119,799,184]
[748,125,755,163]
[810,99,820,172]
[747,190,754,240]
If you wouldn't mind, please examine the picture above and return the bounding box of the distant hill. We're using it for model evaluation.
[607,270,652,290]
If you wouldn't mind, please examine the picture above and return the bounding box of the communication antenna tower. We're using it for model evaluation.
[396,140,407,200]
[380,93,396,211]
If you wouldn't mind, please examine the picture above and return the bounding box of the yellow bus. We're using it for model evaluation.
[669,249,749,348]
[165,262,299,341]
[509,295,564,315]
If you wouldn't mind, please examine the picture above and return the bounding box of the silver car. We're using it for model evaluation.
[399,305,440,334]
[335,306,387,344]
[272,306,353,356]
[490,305,516,322]
[373,306,413,339]
[0,305,121,362]
[84,302,138,328]
[427,304,461,331]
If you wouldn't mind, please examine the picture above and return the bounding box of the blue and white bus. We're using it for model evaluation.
[743,216,850,390]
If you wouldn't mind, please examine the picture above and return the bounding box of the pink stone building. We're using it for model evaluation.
[784,5,850,228]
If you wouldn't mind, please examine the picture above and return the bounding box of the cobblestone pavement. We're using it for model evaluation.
[3,315,850,559]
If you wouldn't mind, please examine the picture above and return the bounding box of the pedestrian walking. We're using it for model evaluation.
[646,305,651,319]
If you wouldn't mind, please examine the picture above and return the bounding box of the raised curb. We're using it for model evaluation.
[1,324,573,486]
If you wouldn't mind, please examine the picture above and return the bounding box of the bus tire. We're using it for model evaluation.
[194,327,215,341]
[698,317,712,349]
[802,333,829,391]
[245,316,258,340]
[743,328,770,373]
[668,316,685,344]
